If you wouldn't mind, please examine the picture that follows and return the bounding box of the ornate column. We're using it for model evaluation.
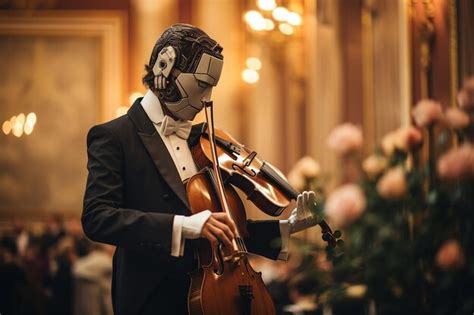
[192,0,245,139]
[129,0,178,94]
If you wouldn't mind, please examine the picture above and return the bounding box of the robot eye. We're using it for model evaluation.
[159,61,167,69]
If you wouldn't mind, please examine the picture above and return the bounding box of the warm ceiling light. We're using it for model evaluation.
[287,12,302,26]
[279,23,294,35]
[26,112,37,126]
[2,120,11,135]
[257,0,276,11]
[245,10,265,31]
[245,10,263,24]
[24,123,34,135]
[12,118,23,137]
[272,7,289,22]
[246,57,262,71]
[242,69,260,84]
[16,113,25,125]
[264,18,275,31]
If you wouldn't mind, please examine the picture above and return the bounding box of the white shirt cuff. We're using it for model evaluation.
[171,215,185,257]
[277,220,290,261]
[182,210,212,239]
[170,210,212,258]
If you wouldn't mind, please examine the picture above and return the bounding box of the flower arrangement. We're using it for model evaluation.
[289,79,474,314]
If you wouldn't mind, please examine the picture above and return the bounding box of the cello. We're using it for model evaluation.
[186,101,337,314]
[186,101,275,315]
[189,106,337,247]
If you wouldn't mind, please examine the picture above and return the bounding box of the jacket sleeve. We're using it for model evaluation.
[244,220,283,260]
[82,124,174,253]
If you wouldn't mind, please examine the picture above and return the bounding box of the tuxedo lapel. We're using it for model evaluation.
[127,99,189,209]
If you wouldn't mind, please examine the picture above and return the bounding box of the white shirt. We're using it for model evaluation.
[140,89,289,259]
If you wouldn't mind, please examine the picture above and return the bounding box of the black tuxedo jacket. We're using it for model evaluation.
[82,98,284,315]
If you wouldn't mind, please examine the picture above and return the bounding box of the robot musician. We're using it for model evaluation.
[82,23,320,315]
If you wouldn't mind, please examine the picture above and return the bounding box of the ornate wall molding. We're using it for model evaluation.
[0,10,127,121]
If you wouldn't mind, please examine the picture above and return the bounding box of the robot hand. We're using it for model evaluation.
[288,191,320,234]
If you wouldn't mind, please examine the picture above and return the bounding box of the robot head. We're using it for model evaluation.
[143,24,224,121]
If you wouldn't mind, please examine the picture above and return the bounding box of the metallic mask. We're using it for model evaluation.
[152,46,223,121]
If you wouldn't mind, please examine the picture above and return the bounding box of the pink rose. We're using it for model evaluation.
[412,99,444,127]
[444,107,470,129]
[287,169,306,192]
[362,154,388,179]
[327,123,363,155]
[287,156,321,191]
[381,131,398,156]
[325,184,366,227]
[376,167,407,199]
[295,156,321,178]
[394,126,423,152]
[437,144,474,179]
[457,77,474,109]
[435,239,465,270]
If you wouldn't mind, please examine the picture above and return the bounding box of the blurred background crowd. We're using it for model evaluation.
[1,216,353,315]
[0,216,114,315]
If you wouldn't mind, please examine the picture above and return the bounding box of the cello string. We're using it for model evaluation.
[209,103,249,253]
[207,105,246,253]
[204,102,245,252]
[209,104,249,253]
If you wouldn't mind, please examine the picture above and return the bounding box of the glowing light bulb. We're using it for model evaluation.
[16,113,25,125]
[245,10,265,31]
[257,0,276,11]
[272,7,289,22]
[246,57,262,71]
[264,19,275,31]
[2,120,11,135]
[26,112,37,126]
[24,122,34,135]
[279,23,294,35]
[12,117,23,137]
[245,10,263,24]
[287,12,302,26]
[242,69,260,84]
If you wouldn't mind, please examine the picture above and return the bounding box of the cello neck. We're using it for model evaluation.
[203,101,246,252]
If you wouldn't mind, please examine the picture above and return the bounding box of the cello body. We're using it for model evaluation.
[191,127,295,216]
[188,249,276,315]
[186,168,276,315]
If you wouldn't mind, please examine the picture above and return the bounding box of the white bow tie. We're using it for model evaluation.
[159,115,192,139]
